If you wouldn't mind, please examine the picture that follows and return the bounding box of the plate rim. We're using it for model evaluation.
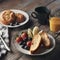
[0,9,29,28]
[15,33,55,56]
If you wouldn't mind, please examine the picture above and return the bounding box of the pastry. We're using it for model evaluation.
[32,26,39,36]
[30,34,41,54]
[39,31,50,47]
[0,10,15,25]
[28,28,33,38]
[15,13,25,23]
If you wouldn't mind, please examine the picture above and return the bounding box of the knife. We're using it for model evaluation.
[0,36,10,51]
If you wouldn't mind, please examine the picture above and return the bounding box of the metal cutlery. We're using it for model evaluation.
[0,36,10,51]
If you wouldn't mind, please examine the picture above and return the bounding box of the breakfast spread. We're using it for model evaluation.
[49,17,60,32]
[0,10,25,25]
[0,9,56,56]
[15,26,51,54]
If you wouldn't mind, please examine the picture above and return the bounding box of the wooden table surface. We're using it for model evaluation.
[0,0,60,60]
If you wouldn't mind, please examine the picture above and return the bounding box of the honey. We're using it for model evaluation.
[49,17,60,32]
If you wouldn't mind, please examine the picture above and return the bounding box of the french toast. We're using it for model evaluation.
[39,31,50,47]
[30,34,41,54]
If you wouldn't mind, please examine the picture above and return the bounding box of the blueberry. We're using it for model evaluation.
[24,46,30,50]
[23,37,28,42]
[23,42,26,45]
[19,41,24,45]
[21,45,25,48]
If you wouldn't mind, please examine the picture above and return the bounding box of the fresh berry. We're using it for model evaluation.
[23,42,26,45]
[24,46,30,50]
[24,38,28,42]
[21,32,28,40]
[16,36,23,43]
[26,41,32,47]
[20,41,24,45]
[21,45,25,48]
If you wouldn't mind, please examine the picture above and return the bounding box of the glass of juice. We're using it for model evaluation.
[49,17,60,32]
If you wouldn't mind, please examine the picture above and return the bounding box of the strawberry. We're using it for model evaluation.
[16,36,23,43]
[21,32,28,40]
[27,41,32,47]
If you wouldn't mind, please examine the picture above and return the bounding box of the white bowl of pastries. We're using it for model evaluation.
[0,9,29,28]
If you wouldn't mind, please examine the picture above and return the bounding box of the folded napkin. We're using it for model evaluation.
[0,25,9,58]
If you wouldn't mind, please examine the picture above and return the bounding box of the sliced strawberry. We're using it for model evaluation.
[16,36,23,43]
[21,32,28,40]
[27,41,32,47]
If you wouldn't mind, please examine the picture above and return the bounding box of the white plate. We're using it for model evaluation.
[0,9,29,28]
[15,33,55,56]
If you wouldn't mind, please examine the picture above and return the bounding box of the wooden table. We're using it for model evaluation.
[0,0,60,60]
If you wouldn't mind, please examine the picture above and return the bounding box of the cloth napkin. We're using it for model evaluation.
[0,25,9,58]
